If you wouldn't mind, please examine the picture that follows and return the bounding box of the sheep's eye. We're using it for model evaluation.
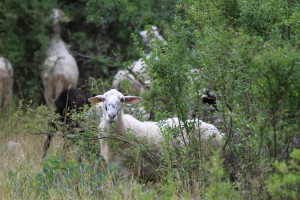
[105,106,107,111]
[120,98,124,102]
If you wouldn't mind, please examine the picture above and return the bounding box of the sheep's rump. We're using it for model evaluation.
[0,68,14,108]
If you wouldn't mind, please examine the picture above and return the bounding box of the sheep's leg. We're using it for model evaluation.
[0,79,3,108]
[42,121,57,159]
[42,133,53,159]
[43,80,55,109]
[3,76,13,107]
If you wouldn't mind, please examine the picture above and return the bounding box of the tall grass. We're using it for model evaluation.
[0,107,242,199]
[1,102,298,199]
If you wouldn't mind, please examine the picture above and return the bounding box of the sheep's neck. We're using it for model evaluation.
[50,23,62,40]
[114,111,127,135]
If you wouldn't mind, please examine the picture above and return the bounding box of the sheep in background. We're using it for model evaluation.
[112,26,165,95]
[41,9,79,109]
[112,69,148,95]
[89,89,223,181]
[139,25,166,50]
[0,57,13,110]
[42,88,91,158]
[111,26,164,119]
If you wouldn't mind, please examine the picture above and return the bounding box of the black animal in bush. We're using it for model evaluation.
[42,88,91,158]
[202,89,217,110]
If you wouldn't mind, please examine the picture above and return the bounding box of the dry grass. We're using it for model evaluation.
[0,109,239,199]
[0,110,84,198]
[0,110,156,199]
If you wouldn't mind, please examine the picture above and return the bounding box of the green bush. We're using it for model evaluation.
[266,149,300,200]
[3,0,300,199]
[0,0,58,105]
[0,0,176,105]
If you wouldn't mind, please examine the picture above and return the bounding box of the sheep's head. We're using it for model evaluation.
[51,9,70,25]
[88,89,142,123]
[139,25,167,49]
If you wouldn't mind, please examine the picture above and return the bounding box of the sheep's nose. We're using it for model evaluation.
[108,114,116,120]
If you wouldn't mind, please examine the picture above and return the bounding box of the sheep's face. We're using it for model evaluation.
[88,89,142,123]
[51,9,70,25]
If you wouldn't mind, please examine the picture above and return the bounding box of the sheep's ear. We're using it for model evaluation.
[88,95,104,104]
[124,96,142,104]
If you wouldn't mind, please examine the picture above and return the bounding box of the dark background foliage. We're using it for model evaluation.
[0,0,176,104]
[1,0,300,198]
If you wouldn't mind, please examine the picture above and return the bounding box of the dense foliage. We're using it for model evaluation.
[1,0,300,199]
[0,0,175,105]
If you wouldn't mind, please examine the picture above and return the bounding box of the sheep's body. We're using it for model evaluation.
[111,26,164,94]
[89,89,223,181]
[112,69,147,94]
[99,113,165,179]
[139,25,165,50]
[112,56,151,95]
[41,9,79,109]
[160,117,223,154]
[130,57,150,84]
[0,57,13,109]
[111,57,151,119]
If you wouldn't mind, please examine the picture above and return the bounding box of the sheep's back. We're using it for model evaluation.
[122,114,164,144]
[159,118,223,145]
[0,69,11,79]
[42,40,78,84]
[130,58,150,84]
[192,120,223,141]
[112,70,145,94]
[0,57,13,77]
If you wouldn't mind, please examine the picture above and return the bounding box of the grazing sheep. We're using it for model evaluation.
[0,57,13,110]
[42,88,91,158]
[111,69,148,95]
[111,26,165,119]
[41,9,79,109]
[112,26,165,94]
[88,89,223,181]
[139,25,166,50]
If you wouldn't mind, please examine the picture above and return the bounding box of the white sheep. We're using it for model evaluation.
[88,89,223,181]
[111,26,165,94]
[111,69,148,95]
[0,57,13,109]
[41,9,79,109]
[139,25,166,50]
[111,70,147,120]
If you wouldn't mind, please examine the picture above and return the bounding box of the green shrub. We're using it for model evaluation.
[266,149,300,200]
